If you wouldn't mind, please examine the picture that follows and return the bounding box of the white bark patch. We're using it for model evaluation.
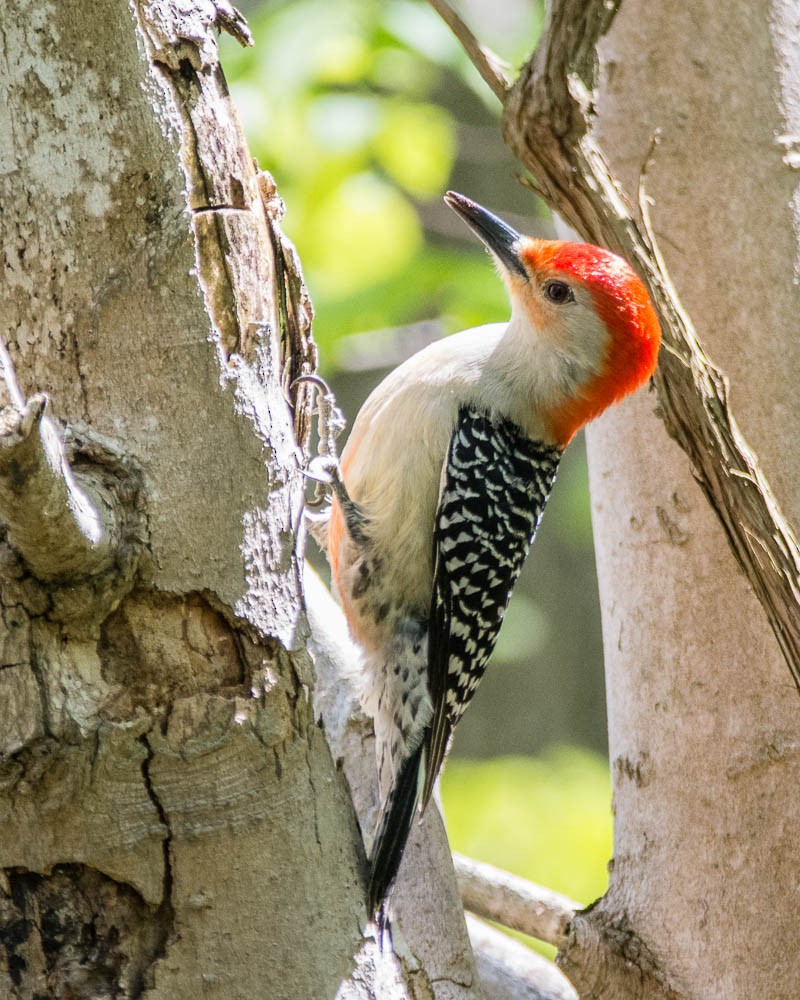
[770,1,800,281]
[4,3,123,219]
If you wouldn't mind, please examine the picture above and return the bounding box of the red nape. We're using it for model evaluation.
[522,240,661,447]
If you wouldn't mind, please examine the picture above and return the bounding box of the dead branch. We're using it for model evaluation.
[454,854,578,949]
[0,340,123,582]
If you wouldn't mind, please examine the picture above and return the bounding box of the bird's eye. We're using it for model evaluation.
[543,280,574,304]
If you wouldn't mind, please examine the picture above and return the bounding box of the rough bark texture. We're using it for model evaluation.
[0,1,367,996]
[497,0,800,996]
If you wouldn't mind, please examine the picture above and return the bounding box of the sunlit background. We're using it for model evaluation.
[221,0,612,955]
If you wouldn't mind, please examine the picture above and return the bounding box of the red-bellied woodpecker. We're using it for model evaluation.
[314,192,661,925]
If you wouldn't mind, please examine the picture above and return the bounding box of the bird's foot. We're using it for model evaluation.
[293,374,347,514]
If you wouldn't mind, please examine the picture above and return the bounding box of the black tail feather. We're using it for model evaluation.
[367,742,424,919]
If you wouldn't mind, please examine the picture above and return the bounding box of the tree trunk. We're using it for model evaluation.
[0,2,484,997]
[582,1,800,996]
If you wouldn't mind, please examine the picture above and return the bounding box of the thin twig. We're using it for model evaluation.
[425,0,511,101]
[454,853,579,949]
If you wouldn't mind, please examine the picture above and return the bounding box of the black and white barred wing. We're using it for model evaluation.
[422,406,560,807]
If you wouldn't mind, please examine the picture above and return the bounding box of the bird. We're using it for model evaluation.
[314,191,661,927]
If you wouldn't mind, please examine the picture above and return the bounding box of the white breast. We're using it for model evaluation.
[341,316,585,615]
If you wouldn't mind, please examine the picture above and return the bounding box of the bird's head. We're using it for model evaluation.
[445,191,661,447]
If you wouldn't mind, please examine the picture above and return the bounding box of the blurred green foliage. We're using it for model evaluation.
[221,0,544,357]
[442,748,612,957]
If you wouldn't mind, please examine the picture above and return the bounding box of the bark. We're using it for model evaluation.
[0,2,486,998]
[0,0,358,994]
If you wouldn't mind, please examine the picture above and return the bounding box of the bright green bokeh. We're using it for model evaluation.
[220,0,543,358]
[374,102,455,197]
[441,748,612,956]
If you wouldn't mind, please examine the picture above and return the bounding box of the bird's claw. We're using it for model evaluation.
[304,455,340,486]
[303,456,345,509]
[293,374,347,513]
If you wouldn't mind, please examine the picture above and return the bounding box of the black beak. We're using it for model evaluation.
[444,191,527,279]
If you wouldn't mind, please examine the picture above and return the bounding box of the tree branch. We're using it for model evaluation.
[454,853,578,949]
[425,0,511,100]
[466,914,578,1000]
[454,856,686,998]
[0,341,124,582]
[427,0,800,690]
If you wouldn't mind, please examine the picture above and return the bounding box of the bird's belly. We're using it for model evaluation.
[336,393,454,647]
